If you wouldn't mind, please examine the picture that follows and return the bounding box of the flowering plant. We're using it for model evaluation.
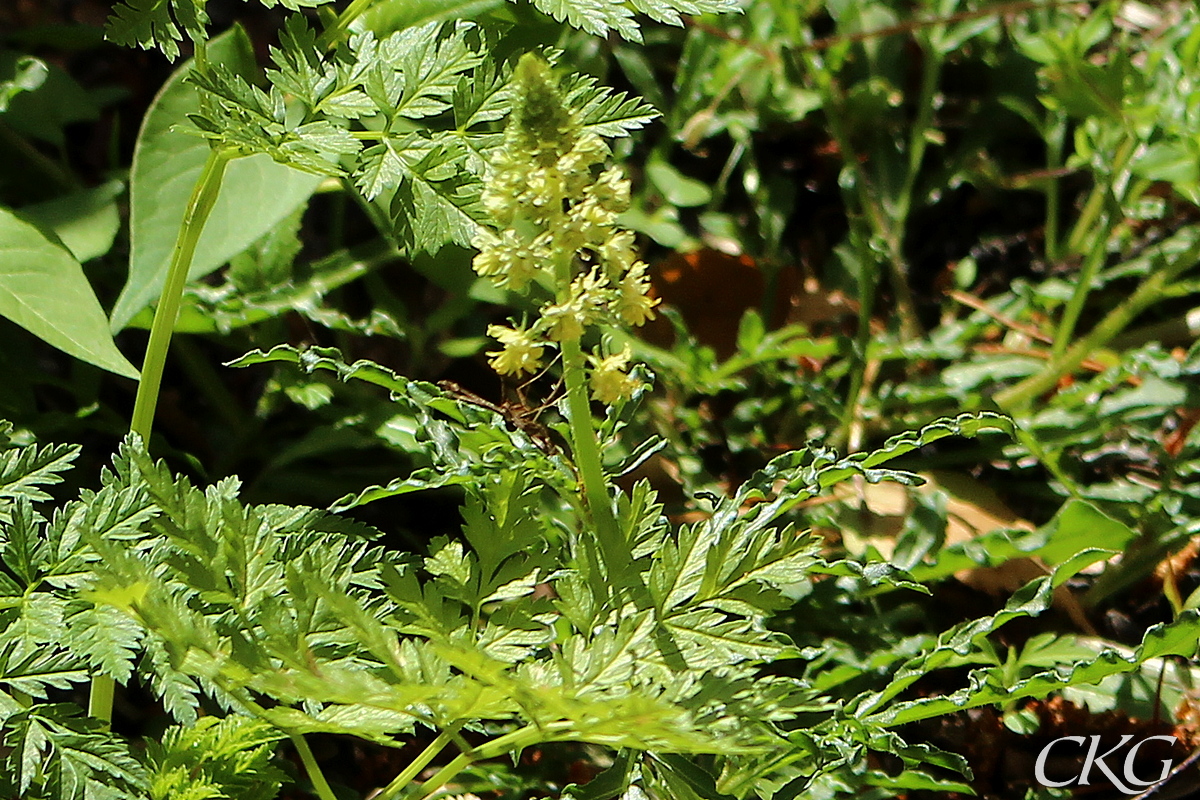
[473,53,657,406]
[3,2,1196,799]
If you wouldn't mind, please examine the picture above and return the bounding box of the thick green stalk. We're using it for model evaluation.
[560,336,626,570]
[86,678,114,721]
[546,238,629,577]
[994,237,1200,410]
[91,146,232,727]
[130,147,232,442]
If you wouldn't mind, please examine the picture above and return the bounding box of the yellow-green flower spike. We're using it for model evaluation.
[471,52,657,404]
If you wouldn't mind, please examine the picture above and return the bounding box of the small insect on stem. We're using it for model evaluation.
[437,380,561,455]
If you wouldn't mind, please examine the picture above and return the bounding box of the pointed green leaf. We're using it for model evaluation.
[0,207,137,377]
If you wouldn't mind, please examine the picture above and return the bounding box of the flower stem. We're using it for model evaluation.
[130,147,232,443]
[291,733,340,800]
[89,146,232,728]
[559,336,626,570]
[86,677,113,721]
[406,724,560,800]
[373,727,459,800]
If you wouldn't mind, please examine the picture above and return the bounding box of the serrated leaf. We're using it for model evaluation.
[104,0,206,62]
[148,716,285,800]
[3,705,148,800]
[0,441,78,520]
[855,549,1126,720]
[63,602,143,684]
[385,22,483,120]
[869,610,1200,726]
[357,140,406,201]
[528,0,641,41]
[0,645,88,698]
[564,73,660,137]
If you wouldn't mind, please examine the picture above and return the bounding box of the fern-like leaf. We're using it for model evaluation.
[0,441,79,519]
[147,716,285,800]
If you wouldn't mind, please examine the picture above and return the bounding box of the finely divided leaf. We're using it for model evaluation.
[564,73,660,137]
[527,0,641,41]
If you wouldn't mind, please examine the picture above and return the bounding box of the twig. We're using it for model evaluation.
[949,289,1053,345]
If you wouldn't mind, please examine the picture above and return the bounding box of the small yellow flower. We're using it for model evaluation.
[590,167,631,213]
[600,229,636,276]
[471,244,504,281]
[524,166,566,213]
[570,197,617,246]
[471,231,544,291]
[540,300,586,341]
[559,132,609,175]
[541,269,610,341]
[482,185,518,225]
[486,324,545,376]
[614,261,659,326]
[554,215,589,254]
[589,345,640,404]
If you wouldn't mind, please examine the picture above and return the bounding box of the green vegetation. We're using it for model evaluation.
[0,0,1197,798]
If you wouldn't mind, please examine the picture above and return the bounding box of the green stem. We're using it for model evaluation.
[406,724,558,800]
[87,676,115,721]
[546,233,633,583]
[560,336,625,570]
[373,728,459,800]
[994,235,1200,410]
[318,0,374,49]
[1064,133,1136,256]
[130,147,232,443]
[291,734,340,800]
[1043,111,1067,264]
[1053,232,1106,359]
[89,147,232,728]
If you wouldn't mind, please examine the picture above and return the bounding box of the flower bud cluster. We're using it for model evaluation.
[471,54,658,404]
